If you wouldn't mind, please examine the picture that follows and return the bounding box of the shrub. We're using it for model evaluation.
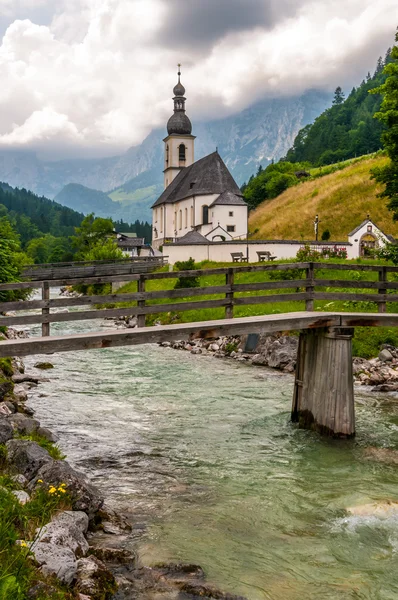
[174,258,200,289]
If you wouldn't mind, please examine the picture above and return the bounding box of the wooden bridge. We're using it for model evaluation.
[1,261,398,439]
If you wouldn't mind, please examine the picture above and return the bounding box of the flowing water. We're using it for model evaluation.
[17,307,398,600]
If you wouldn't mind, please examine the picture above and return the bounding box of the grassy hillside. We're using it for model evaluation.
[248,155,398,240]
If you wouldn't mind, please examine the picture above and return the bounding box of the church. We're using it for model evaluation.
[151,68,248,250]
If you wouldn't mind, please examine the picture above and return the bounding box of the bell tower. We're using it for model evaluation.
[163,65,195,189]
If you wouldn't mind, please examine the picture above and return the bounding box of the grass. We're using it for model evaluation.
[248,154,398,241]
[17,432,65,461]
[109,258,398,358]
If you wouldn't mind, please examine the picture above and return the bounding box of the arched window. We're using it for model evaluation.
[202,205,209,225]
[165,144,169,165]
[185,207,188,228]
[179,144,186,161]
[160,207,163,232]
[179,210,182,230]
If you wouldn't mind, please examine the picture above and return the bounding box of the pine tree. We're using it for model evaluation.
[370,30,398,219]
[333,86,345,105]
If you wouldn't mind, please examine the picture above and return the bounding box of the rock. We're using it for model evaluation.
[190,348,201,354]
[89,546,136,565]
[8,413,40,435]
[251,354,267,366]
[372,383,398,392]
[12,374,48,384]
[159,341,171,347]
[379,349,394,362]
[34,362,54,370]
[27,582,59,599]
[0,377,13,399]
[346,500,398,518]
[31,542,77,584]
[6,440,53,480]
[11,357,25,374]
[4,401,16,413]
[102,521,125,535]
[209,343,220,352]
[75,555,117,599]
[37,426,59,443]
[363,447,398,464]
[0,402,12,416]
[13,384,27,402]
[31,461,104,519]
[11,473,28,487]
[153,562,205,581]
[21,405,36,417]
[126,317,137,328]
[35,511,89,557]
[0,417,14,443]
[96,502,131,532]
[12,490,30,504]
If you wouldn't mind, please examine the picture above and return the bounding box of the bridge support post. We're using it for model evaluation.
[291,327,355,438]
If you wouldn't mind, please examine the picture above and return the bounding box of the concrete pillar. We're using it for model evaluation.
[291,327,355,438]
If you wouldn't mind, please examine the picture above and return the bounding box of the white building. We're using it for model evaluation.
[151,68,248,249]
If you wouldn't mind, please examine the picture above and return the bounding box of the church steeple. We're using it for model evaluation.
[167,65,192,136]
[163,65,195,189]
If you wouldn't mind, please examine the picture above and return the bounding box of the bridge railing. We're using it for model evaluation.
[1,261,398,336]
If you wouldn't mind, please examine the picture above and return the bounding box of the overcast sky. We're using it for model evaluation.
[0,0,396,159]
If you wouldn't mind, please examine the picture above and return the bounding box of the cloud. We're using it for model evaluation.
[0,0,395,159]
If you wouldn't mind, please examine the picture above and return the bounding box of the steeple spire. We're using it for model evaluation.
[167,64,192,135]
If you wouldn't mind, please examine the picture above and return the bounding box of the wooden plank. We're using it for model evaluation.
[313,292,398,302]
[313,279,390,289]
[225,269,234,319]
[378,267,387,313]
[232,279,309,292]
[340,313,398,327]
[137,276,145,328]
[312,262,385,272]
[234,292,307,306]
[0,312,341,357]
[42,281,50,337]
[306,264,315,311]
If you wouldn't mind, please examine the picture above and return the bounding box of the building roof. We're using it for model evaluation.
[205,224,232,239]
[117,237,145,248]
[174,230,208,244]
[118,232,137,238]
[348,219,373,237]
[209,190,247,207]
[152,151,243,208]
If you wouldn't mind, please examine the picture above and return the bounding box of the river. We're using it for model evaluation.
[17,313,398,600]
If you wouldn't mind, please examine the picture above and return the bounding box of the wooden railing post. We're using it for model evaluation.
[42,281,50,337]
[137,275,146,327]
[305,262,315,311]
[378,266,387,313]
[225,268,234,319]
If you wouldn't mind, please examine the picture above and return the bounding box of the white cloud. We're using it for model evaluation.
[0,0,395,158]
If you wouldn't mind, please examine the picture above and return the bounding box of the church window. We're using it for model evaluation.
[227,225,235,233]
[229,211,234,217]
[179,144,186,161]
[166,144,169,165]
[179,210,182,230]
[202,205,209,225]
[185,207,188,228]
[160,207,163,232]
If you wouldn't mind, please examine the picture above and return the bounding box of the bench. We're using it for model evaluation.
[231,252,248,263]
[257,251,276,262]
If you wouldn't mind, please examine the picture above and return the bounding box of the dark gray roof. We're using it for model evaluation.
[348,219,372,237]
[174,230,208,244]
[152,152,243,208]
[167,112,192,135]
[117,238,145,248]
[209,190,247,207]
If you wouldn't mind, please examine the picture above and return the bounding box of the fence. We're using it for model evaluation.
[1,262,398,337]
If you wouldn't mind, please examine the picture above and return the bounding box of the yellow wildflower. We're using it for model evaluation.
[48,486,57,494]
[37,479,43,483]
[58,487,66,493]
[20,541,27,548]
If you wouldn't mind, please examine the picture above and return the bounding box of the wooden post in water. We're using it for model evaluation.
[42,281,50,337]
[292,327,355,437]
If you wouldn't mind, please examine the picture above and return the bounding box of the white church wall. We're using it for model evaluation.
[347,221,389,258]
[212,204,247,239]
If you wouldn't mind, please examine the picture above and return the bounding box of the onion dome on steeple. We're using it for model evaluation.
[167,64,192,135]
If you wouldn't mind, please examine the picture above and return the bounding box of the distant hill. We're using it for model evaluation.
[54,183,121,218]
[284,53,391,166]
[248,155,398,241]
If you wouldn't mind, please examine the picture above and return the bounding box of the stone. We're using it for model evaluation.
[4,401,16,413]
[31,461,104,519]
[12,384,27,402]
[346,500,398,518]
[35,511,89,557]
[126,317,137,328]
[379,349,393,362]
[209,343,220,352]
[31,541,77,584]
[34,362,54,370]
[0,417,14,443]
[9,413,40,435]
[22,405,35,417]
[0,402,12,416]
[37,426,59,443]
[27,582,59,599]
[6,439,53,480]
[11,357,25,374]
[75,555,117,599]
[251,354,267,366]
[89,546,136,565]
[96,502,131,532]
[11,473,28,487]
[12,490,30,504]
[102,521,124,535]
[0,378,13,399]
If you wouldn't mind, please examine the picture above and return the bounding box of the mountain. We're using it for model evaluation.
[248,155,398,241]
[54,183,119,217]
[0,89,330,221]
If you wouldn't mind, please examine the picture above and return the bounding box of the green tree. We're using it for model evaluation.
[83,238,124,262]
[333,86,345,105]
[71,214,114,258]
[370,30,398,219]
[0,217,30,301]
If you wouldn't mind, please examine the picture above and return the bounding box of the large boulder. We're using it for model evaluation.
[8,414,40,435]
[31,461,104,519]
[31,542,77,584]
[75,555,117,599]
[0,417,13,443]
[6,440,53,480]
[35,511,89,557]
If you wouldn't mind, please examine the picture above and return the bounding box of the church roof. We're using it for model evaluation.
[348,218,388,238]
[174,230,208,244]
[152,151,243,208]
[209,190,246,207]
